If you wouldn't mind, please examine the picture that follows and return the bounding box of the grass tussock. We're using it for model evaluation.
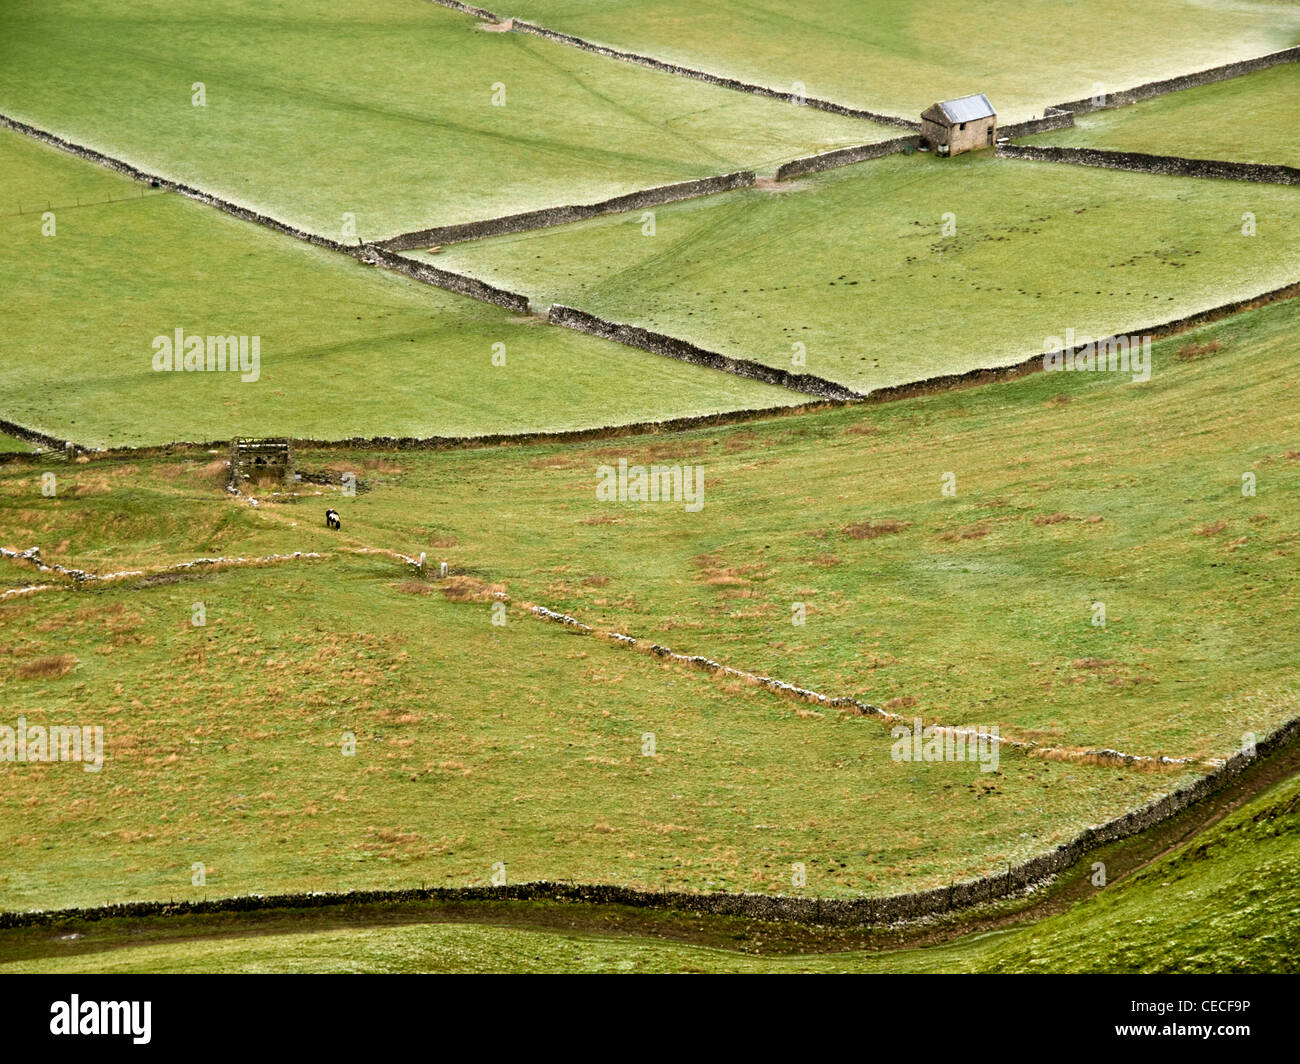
[939,522,991,542]
[16,653,78,679]
[438,575,506,603]
[843,519,909,540]
[1177,339,1223,361]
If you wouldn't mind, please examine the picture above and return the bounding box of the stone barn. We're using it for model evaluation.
[921,94,996,156]
[228,437,294,489]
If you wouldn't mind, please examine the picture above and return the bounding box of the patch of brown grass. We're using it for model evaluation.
[582,575,609,587]
[939,522,991,542]
[396,580,433,595]
[883,695,918,710]
[1033,512,1072,526]
[1177,339,1222,362]
[17,653,78,679]
[691,552,772,587]
[1195,521,1228,537]
[844,423,880,437]
[843,519,909,540]
[439,575,506,603]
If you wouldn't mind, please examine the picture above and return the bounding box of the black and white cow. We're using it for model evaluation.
[325,509,341,530]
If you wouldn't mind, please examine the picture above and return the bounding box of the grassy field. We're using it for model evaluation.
[0,0,893,239]
[2,299,1296,913]
[0,125,797,447]
[1027,62,1300,168]
[3,767,1294,972]
[432,152,1300,394]
[0,552,1176,911]
[0,433,33,454]
[500,0,1300,123]
[284,297,1300,759]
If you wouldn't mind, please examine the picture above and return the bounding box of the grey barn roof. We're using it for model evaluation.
[934,93,995,123]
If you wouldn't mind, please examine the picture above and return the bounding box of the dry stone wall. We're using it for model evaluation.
[0,113,532,313]
[380,171,754,250]
[996,143,1300,185]
[775,135,920,181]
[423,0,916,129]
[4,713,1295,930]
[1047,46,1300,115]
[547,304,863,401]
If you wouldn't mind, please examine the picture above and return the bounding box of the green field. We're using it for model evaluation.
[433,152,1300,394]
[500,0,1300,123]
[289,297,1300,759]
[0,125,797,447]
[1028,62,1300,168]
[3,298,1297,914]
[3,767,1294,972]
[0,555,1176,911]
[0,0,894,239]
[3,0,1297,975]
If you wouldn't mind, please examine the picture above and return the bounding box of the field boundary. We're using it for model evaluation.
[995,143,1300,185]
[377,171,755,250]
[1043,45,1300,118]
[0,401,849,461]
[0,112,532,313]
[548,304,863,401]
[424,0,918,130]
[525,604,1205,768]
[5,277,1298,458]
[3,714,1294,929]
[774,135,921,181]
[861,276,1300,404]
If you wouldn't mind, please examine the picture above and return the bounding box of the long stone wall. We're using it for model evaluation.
[424,1,916,130]
[4,712,1295,931]
[996,143,1300,185]
[0,415,74,455]
[379,171,755,250]
[548,304,863,401]
[358,244,531,311]
[6,275,1296,459]
[1046,45,1300,116]
[775,135,920,181]
[0,113,532,313]
[998,109,1076,140]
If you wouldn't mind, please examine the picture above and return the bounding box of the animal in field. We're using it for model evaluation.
[325,508,341,530]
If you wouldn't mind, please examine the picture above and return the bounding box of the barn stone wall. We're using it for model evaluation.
[775,135,920,180]
[995,143,1300,185]
[998,108,1075,140]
